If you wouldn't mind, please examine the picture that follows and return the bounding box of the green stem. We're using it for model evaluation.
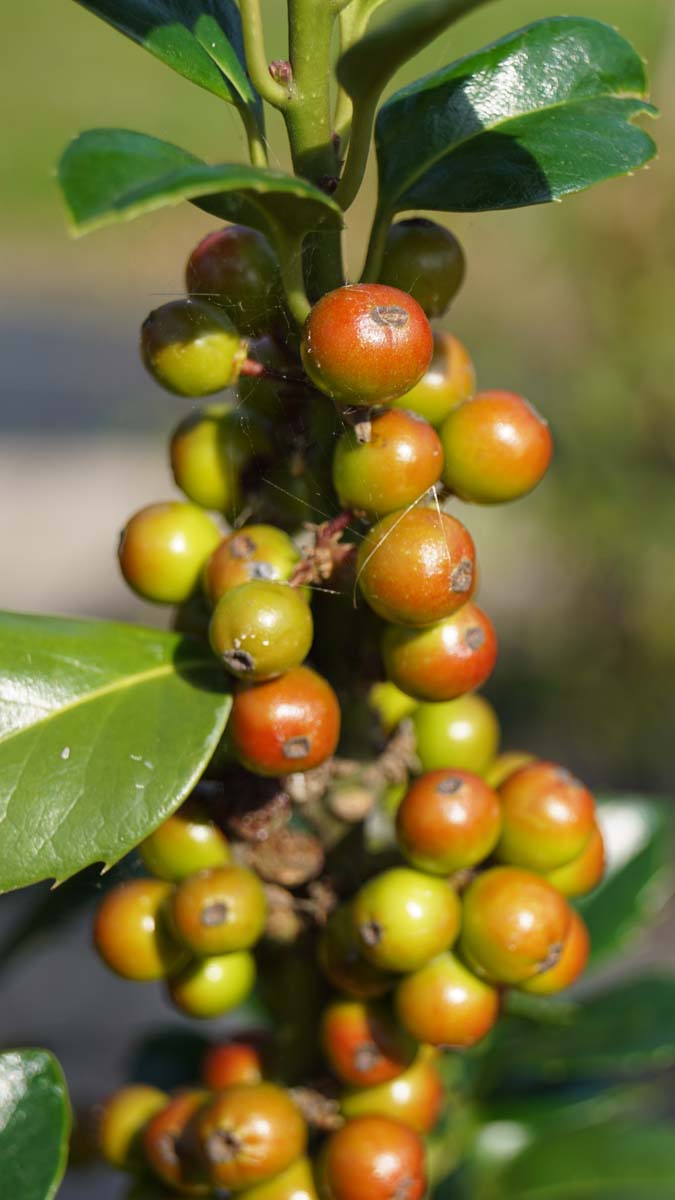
[241,105,269,168]
[333,1,370,148]
[240,0,291,109]
[361,202,392,282]
[274,230,312,326]
[333,91,376,211]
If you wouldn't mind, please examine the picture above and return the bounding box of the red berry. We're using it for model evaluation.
[393,332,475,426]
[379,220,465,318]
[319,1115,426,1200]
[93,879,185,981]
[381,602,497,702]
[340,1052,444,1134]
[440,390,553,504]
[396,770,502,874]
[395,952,500,1049]
[142,1090,211,1193]
[230,666,341,776]
[497,761,596,872]
[544,822,605,898]
[320,999,416,1088]
[520,909,590,995]
[202,1040,265,1090]
[332,409,443,518]
[197,1083,307,1191]
[301,285,433,407]
[186,225,283,336]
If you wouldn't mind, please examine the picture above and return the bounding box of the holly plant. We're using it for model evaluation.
[1,1,674,1198]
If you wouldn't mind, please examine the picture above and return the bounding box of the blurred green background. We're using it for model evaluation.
[1,0,674,798]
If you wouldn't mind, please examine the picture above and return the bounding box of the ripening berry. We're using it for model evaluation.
[395,952,500,1049]
[396,770,502,874]
[353,867,461,973]
[170,406,258,516]
[483,750,536,789]
[318,906,393,1000]
[496,761,596,872]
[379,219,465,318]
[239,1157,319,1200]
[320,999,416,1088]
[169,865,267,956]
[332,409,443,518]
[142,1089,211,1193]
[98,1085,168,1169]
[197,1083,307,1191]
[544,822,605,898]
[339,1052,444,1134]
[139,796,231,882]
[230,666,341,776]
[460,866,572,986]
[412,694,500,774]
[168,949,256,1018]
[93,879,185,981]
[318,1115,426,1200]
[368,681,419,734]
[118,501,221,605]
[381,602,497,702]
[141,299,248,396]
[301,284,433,407]
[204,525,302,605]
[209,580,313,681]
[440,391,553,504]
[202,1040,265,1090]
[186,225,283,336]
[520,909,590,995]
[357,508,476,626]
[393,333,475,427]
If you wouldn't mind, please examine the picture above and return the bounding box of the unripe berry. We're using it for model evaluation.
[94,879,185,981]
[239,1157,319,1200]
[353,867,461,973]
[460,866,572,985]
[237,336,292,421]
[544,822,605,898]
[393,333,475,427]
[197,1083,307,1191]
[368,681,419,734]
[395,952,500,1048]
[209,580,313,681]
[379,219,465,318]
[202,1040,265,1090]
[318,906,393,999]
[320,999,416,1088]
[318,1116,426,1200]
[142,1090,211,1194]
[382,602,497,702]
[139,797,231,882]
[98,1085,168,1169]
[396,770,501,874]
[169,865,267,956]
[301,285,433,407]
[204,525,302,605]
[520,909,590,995]
[230,666,341,776]
[118,502,221,605]
[168,950,256,1018]
[332,410,443,518]
[186,225,283,336]
[340,1052,443,1134]
[357,508,476,626]
[141,299,247,396]
[483,750,536,789]
[412,694,500,773]
[497,761,596,872]
[440,391,552,504]
[170,406,257,516]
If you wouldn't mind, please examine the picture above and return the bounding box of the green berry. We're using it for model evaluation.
[209,580,313,680]
[141,299,247,396]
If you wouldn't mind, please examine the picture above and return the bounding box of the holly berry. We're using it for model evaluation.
[381,601,497,702]
[496,761,596,872]
[118,502,221,605]
[332,409,443,518]
[94,879,185,981]
[440,391,553,504]
[368,681,419,734]
[168,950,256,1018]
[141,299,248,396]
[202,1040,265,1090]
[393,333,475,427]
[460,866,572,985]
[239,1157,319,1200]
[142,1089,211,1194]
[139,796,231,882]
[169,865,267,956]
[204,525,302,605]
[186,225,283,336]
[320,999,416,1088]
[412,693,500,773]
[197,1083,307,1191]
[98,1084,168,1169]
[357,508,476,626]
[318,905,393,999]
[395,770,502,874]
[230,666,341,776]
[170,406,257,516]
[520,909,590,995]
[301,284,433,407]
[209,580,313,681]
[340,1052,443,1134]
[318,1115,426,1200]
[544,822,605,898]
[483,750,536,789]
[352,867,461,973]
[378,219,465,318]
[394,952,500,1048]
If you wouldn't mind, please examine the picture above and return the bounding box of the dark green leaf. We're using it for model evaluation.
[58,129,343,243]
[74,0,260,116]
[375,17,657,215]
[0,612,230,892]
[0,1049,71,1200]
[499,1123,675,1198]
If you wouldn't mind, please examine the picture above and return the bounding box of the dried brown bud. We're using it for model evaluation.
[289,1087,343,1132]
[240,828,325,888]
[327,783,376,823]
[215,768,291,843]
[263,884,306,944]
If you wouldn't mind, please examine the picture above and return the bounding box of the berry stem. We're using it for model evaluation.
[240,0,292,109]
[241,106,269,169]
[361,202,393,283]
[333,2,371,148]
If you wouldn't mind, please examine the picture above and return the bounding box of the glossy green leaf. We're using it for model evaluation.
[58,129,343,244]
[0,1049,71,1200]
[375,17,657,216]
[0,611,231,892]
[73,0,260,116]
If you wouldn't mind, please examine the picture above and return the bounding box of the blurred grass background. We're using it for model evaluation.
[1,0,674,798]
